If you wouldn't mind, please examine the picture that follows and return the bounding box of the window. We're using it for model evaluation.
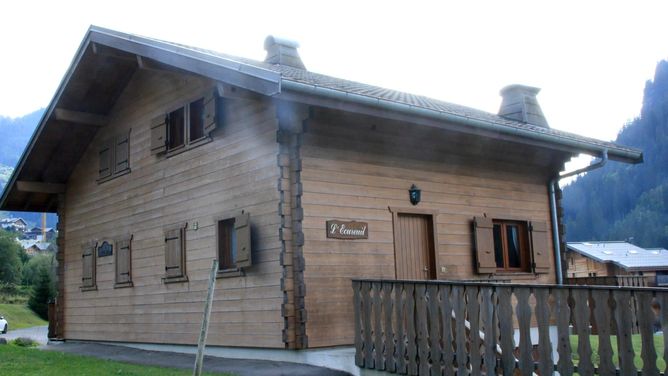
[163,224,188,283]
[81,241,97,291]
[115,235,133,288]
[98,130,130,182]
[216,211,252,276]
[151,91,219,156]
[492,220,529,271]
[473,217,549,274]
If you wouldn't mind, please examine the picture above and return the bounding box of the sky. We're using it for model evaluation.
[1,1,666,152]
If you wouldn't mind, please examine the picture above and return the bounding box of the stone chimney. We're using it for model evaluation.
[498,84,549,128]
[264,36,305,69]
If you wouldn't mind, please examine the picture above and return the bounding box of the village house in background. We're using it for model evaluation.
[0,26,643,373]
[566,241,668,287]
[0,217,28,232]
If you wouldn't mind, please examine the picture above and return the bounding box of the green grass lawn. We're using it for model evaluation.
[0,344,231,376]
[571,333,665,370]
[0,303,47,330]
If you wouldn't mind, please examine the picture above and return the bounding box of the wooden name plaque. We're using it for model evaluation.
[326,220,368,239]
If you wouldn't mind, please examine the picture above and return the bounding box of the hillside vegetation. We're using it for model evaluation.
[563,60,668,248]
[0,109,56,227]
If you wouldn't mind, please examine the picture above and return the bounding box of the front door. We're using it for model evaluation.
[394,213,436,280]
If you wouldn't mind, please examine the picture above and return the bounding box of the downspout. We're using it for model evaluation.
[549,150,608,285]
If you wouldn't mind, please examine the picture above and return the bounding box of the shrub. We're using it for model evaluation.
[12,337,38,347]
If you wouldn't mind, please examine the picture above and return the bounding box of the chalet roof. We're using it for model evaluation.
[567,241,668,271]
[0,26,644,212]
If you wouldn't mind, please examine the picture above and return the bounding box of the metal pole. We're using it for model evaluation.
[193,259,218,376]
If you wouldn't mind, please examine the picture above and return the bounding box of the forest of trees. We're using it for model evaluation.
[563,60,668,249]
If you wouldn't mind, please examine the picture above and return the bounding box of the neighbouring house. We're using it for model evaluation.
[0,26,642,371]
[20,240,54,256]
[0,217,28,233]
[566,241,668,286]
[23,226,57,242]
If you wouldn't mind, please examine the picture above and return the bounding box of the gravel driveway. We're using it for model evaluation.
[0,325,48,345]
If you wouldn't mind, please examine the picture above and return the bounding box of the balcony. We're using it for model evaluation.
[352,279,667,375]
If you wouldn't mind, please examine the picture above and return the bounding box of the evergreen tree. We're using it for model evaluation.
[0,229,22,284]
[28,267,55,320]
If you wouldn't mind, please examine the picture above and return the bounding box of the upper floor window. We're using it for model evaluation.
[98,130,130,182]
[151,91,220,156]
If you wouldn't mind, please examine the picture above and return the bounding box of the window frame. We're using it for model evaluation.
[157,89,223,158]
[474,216,550,275]
[215,211,252,278]
[492,219,530,272]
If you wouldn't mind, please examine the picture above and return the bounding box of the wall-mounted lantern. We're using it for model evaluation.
[409,184,421,206]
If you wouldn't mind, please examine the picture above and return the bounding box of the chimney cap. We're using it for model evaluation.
[263,35,305,69]
[498,84,549,128]
[500,84,541,97]
[264,35,300,50]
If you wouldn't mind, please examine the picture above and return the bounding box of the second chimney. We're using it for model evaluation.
[498,84,549,128]
[264,36,305,69]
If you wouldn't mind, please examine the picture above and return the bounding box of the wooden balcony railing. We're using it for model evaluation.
[566,275,647,287]
[352,279,668,375]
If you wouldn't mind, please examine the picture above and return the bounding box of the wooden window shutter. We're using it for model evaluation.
[150,115,167,155]
[164,226,185,278]
[98,139,113,179]
[473,217,496,274]
[114,131,130,173]
[81,242,96,288]
[203,91,219,135]
[115,236,132,285]
[530,221,550,273]
[234,212,252,268]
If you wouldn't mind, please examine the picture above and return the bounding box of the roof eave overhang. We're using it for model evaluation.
[1,26,282,212]
[278,80,643,164]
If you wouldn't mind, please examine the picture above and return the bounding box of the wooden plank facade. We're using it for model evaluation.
[0,27,643,353]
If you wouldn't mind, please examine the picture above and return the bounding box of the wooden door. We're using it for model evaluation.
[394,213,436,280]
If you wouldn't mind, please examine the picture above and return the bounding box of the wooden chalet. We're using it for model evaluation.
[0,26,643,369]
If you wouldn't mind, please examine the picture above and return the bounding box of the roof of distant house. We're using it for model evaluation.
[19,239,51,251]
[567,241,668,271]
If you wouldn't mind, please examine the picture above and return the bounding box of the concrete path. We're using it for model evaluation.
[0,325,48,345]
[43,341,351,376]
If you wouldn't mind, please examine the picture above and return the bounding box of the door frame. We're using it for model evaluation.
[389,206,439,280]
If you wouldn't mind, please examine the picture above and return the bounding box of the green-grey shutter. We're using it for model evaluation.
[98,139,113,179]
[235,212,252,268]
[530,221,550,273]
[114,131,130,173]
[150,115,167,155]
[115,236,132,284]
[81,242,96,288]
[164,227,184,277]
[474,217,496,274]
[203,91,219,135]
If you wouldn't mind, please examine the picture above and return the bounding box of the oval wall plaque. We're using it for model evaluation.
[326,220,368,240]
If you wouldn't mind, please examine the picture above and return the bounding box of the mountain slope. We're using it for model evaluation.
[562,60,668,248]
[0,110,44,167]
[0,109,57,228]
